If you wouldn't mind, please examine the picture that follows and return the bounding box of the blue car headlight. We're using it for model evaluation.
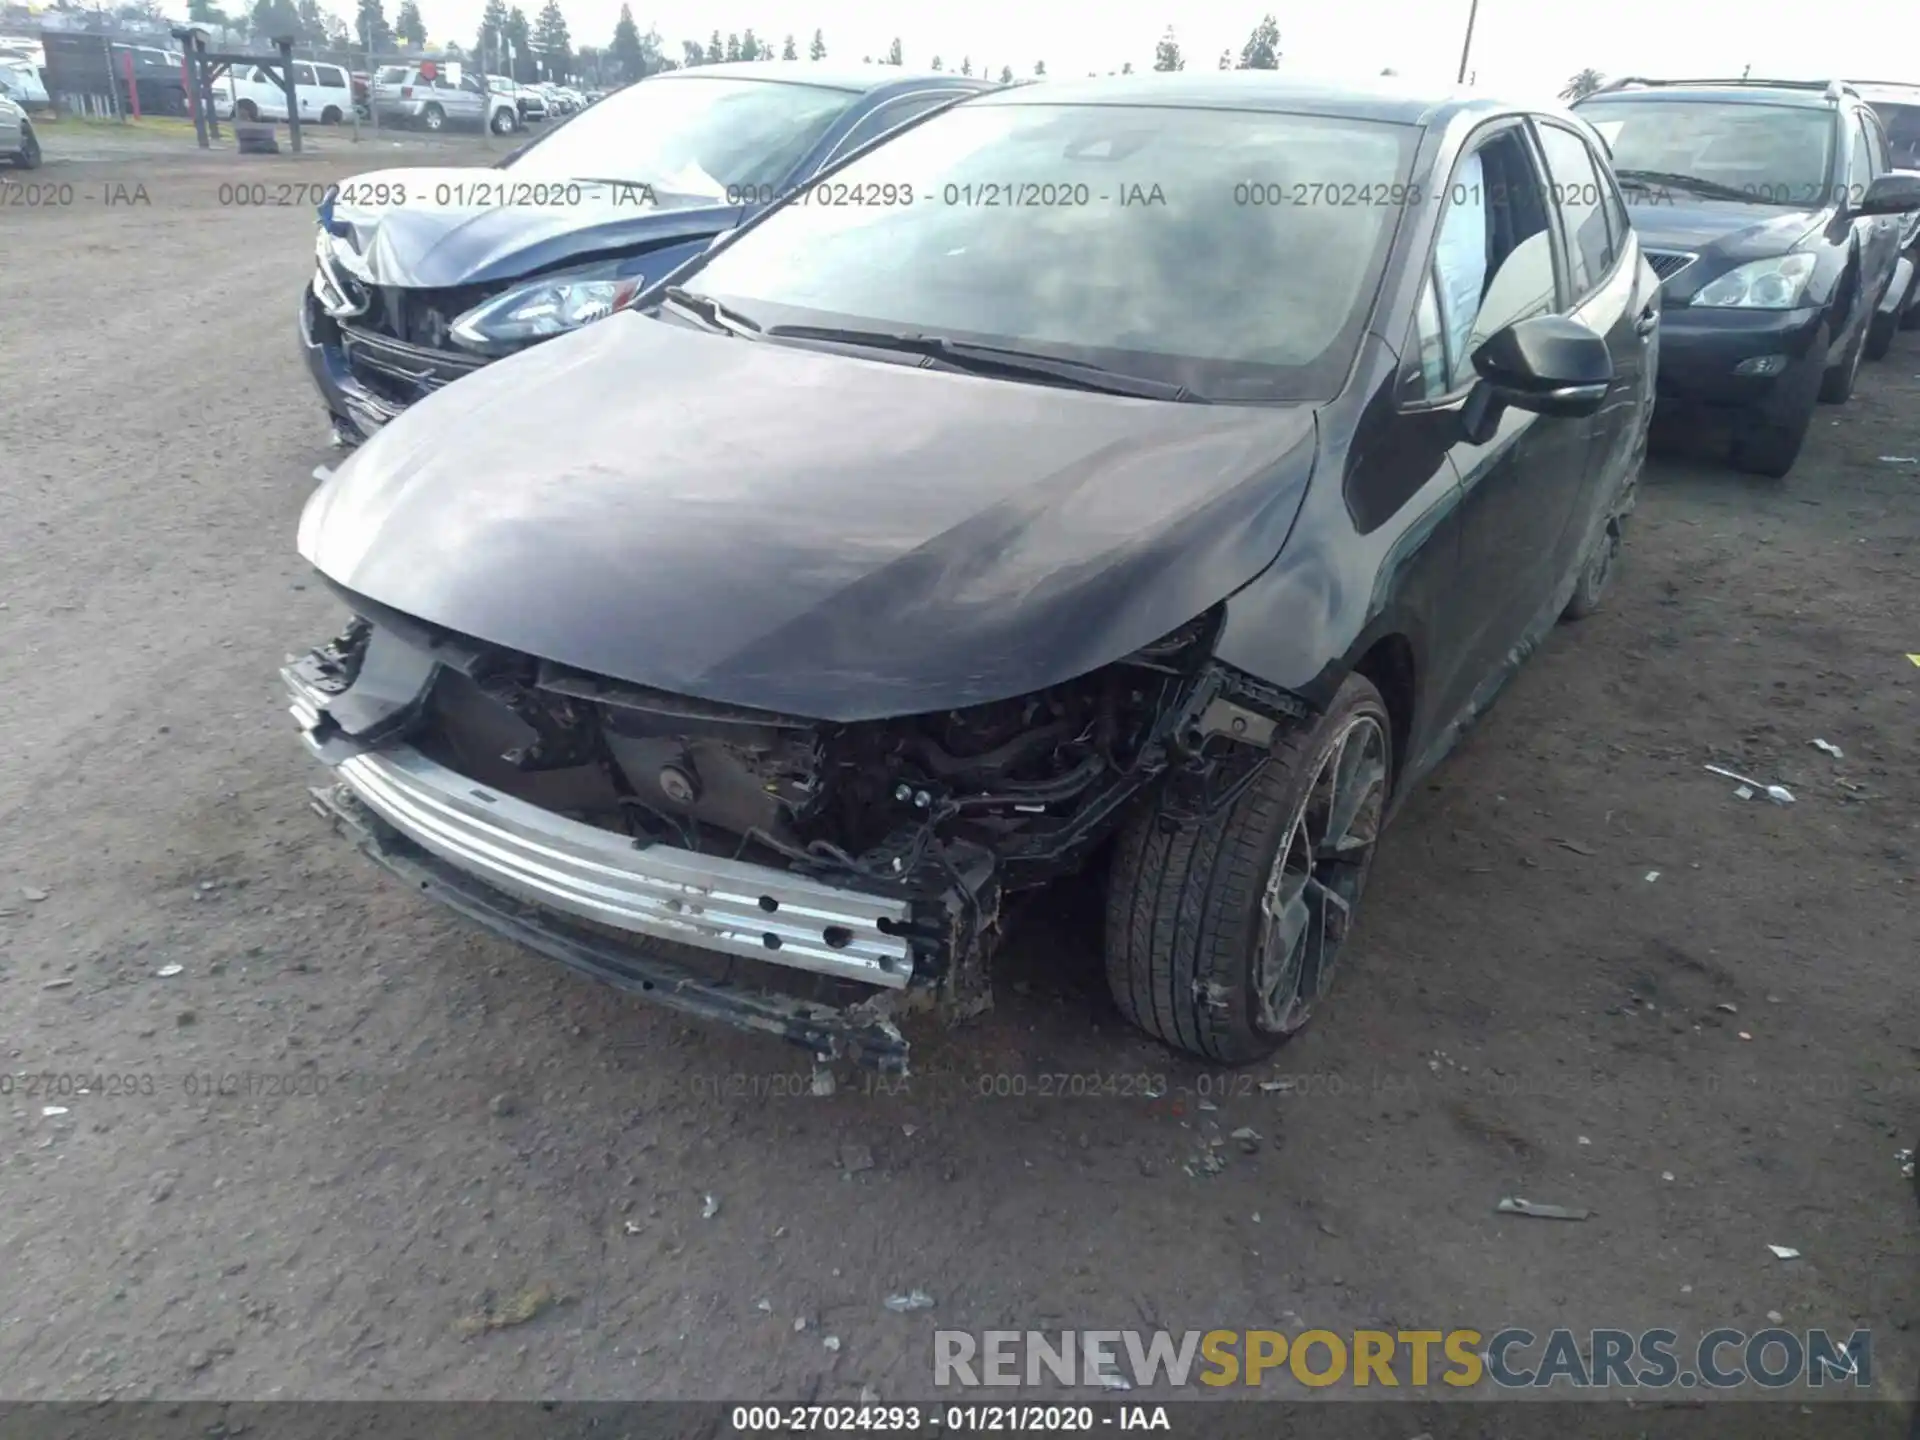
[449,260,649,352]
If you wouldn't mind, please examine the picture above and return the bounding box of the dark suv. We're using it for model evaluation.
[1851,81,1920,349]
[1573,78,1920,477]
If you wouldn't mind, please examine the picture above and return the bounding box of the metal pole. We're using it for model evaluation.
[181,49,206,143]
[479,56,493,151]
[101,34,121,120]
[122,46,139,118]
[187,48,209,145]
[1455,0,1479,85]
[280,39,302,152]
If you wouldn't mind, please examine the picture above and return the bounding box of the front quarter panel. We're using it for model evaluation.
[1213,334,1454,746]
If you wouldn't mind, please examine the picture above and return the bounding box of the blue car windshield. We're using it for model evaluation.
[684,100,1420,402]
[505,75,862,195]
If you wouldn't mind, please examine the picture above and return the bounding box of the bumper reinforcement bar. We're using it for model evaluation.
[310,781,914,1071]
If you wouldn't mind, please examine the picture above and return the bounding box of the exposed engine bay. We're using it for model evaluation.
[289,599,1309,1054]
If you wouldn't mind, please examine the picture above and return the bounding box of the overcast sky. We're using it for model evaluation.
[386,0,1902,96]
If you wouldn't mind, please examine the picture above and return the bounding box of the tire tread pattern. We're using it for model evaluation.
[1105,675,1388,1064]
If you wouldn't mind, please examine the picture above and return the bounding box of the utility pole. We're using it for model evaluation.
[1455,0,1478,85]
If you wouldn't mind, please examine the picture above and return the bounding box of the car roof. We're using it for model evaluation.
[1849,81,1920,105]
[1573,81,1840,110]
[657,60,996,93]
[970,70,1520,127]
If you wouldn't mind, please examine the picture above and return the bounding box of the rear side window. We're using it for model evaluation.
[316,65,345,88]
[377,66,407,83]
[1536,122,1614,297]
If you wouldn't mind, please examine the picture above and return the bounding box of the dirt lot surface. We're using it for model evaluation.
[2,135,1917,1410]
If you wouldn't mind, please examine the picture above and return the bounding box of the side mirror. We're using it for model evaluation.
[1460,314,1613,443]
[1855,169,1920,218]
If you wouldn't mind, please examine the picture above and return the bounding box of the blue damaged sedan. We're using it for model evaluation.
[302,62,994,446]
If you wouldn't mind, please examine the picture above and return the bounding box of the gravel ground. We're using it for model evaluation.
[1,135,1917,1409]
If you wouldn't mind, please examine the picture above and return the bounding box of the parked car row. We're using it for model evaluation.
[286,67,1920,1073]
[1569,77,1920,474]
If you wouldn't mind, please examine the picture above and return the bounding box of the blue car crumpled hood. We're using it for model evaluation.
[299,314,1322,722]
[322,167,744,288]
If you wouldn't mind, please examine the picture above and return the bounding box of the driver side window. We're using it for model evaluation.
[1406,127,1559,402]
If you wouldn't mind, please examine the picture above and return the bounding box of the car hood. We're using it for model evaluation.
[322,167,743,288]
[1625,197,1822,257]
[299,315,1320,721]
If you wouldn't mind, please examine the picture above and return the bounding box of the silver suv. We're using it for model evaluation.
[370,64,518,134]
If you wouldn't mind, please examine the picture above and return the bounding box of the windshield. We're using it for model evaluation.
[1576,99,1835,206]
[504,75,861,195]
[1866,101,1920,169]
[681,101,1417,402]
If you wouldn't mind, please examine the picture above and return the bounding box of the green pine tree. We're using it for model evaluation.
[1238,13,1280,68]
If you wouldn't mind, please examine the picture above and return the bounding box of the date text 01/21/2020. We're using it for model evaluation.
[724,181,1170,208]
[729,1405,1172,1432]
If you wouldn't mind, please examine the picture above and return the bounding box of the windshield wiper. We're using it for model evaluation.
[1614,168,1772,204]
[659,286,762,337]
[765,325,1206,402]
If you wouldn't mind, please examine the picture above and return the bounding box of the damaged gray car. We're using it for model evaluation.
[287,75,1653,1071]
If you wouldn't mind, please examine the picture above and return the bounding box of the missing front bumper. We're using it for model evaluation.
[309,779,915,1071]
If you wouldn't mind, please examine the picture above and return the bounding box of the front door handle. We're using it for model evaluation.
[1635,305,1658,337]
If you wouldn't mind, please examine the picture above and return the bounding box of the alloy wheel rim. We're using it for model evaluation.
[1254,713,1388,1034]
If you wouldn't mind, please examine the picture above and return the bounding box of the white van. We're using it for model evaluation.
[220,59,354,124]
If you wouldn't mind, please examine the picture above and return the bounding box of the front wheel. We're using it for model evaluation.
[1818,308,1867,403]
[11,120,39,169]
[1865,292,1901,361]
[236,98,259,122]
[490,105,516,134]
[1561,523,1619,621]
[1105,674,1392,1064]
[1730,327,1823,478]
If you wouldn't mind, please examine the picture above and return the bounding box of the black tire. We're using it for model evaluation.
[11,120,39,169]
[1818,308,1867,404]
[421,103,445,132]
[1105,674,1392,1064]
[1561,523,1619,621]
[1865,290,1901,361]
[320,105,342,125]
[490,104,516,134]
[1730,327,1823,478]
[236,98,259,122]
[1904,287,1920,332]
[1729,395,1815,478]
